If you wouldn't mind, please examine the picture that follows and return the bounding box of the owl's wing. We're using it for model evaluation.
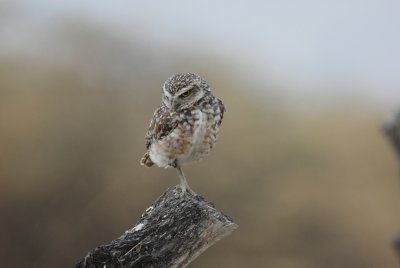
[144,105,178,149]
[217,98,225,126]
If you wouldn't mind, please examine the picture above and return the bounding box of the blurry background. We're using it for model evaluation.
[1,0,400,267]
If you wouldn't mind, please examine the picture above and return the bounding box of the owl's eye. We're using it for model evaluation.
[181,91,190,97]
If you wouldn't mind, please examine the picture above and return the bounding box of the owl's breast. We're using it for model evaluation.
[178,107,221,164]
[149,105,222,168]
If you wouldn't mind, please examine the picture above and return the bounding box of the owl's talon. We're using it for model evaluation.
[177,184,196,196]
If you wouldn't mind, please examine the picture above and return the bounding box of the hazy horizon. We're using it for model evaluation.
[1,0,399,109]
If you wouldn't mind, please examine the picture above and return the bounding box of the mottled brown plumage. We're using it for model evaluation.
[140,73,225,194]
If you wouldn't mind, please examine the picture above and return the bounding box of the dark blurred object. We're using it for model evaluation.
[383,111,400,261]
[382,110,400,161]
[74,188,237,268]
[392,232,400,262]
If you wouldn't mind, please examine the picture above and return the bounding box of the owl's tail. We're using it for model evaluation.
[140,152,154,167]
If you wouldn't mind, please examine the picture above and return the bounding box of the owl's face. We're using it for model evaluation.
[161,73,210,111]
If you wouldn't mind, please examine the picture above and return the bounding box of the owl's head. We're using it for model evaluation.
[161,73,211,111]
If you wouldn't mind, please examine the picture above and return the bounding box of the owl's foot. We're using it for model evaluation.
[176,166,197,196]
[178,183,197,196]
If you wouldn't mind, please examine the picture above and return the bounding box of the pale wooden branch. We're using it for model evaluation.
[74,187,238,268]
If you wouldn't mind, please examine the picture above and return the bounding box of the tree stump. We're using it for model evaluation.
[74,187,238,268]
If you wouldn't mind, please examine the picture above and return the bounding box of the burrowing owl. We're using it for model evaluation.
[140,73,225,194]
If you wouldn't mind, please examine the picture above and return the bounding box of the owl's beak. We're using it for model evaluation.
[171,99,177,111]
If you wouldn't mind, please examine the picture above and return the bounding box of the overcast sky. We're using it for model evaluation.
[2,0,400,106]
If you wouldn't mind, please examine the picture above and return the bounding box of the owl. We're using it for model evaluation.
[140,73,225,194]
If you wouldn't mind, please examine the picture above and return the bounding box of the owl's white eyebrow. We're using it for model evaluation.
[177,85,194,95]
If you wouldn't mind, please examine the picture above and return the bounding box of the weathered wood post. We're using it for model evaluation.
[74,187,238,268]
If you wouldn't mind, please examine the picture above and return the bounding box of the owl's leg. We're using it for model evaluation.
[176,166,196,195]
